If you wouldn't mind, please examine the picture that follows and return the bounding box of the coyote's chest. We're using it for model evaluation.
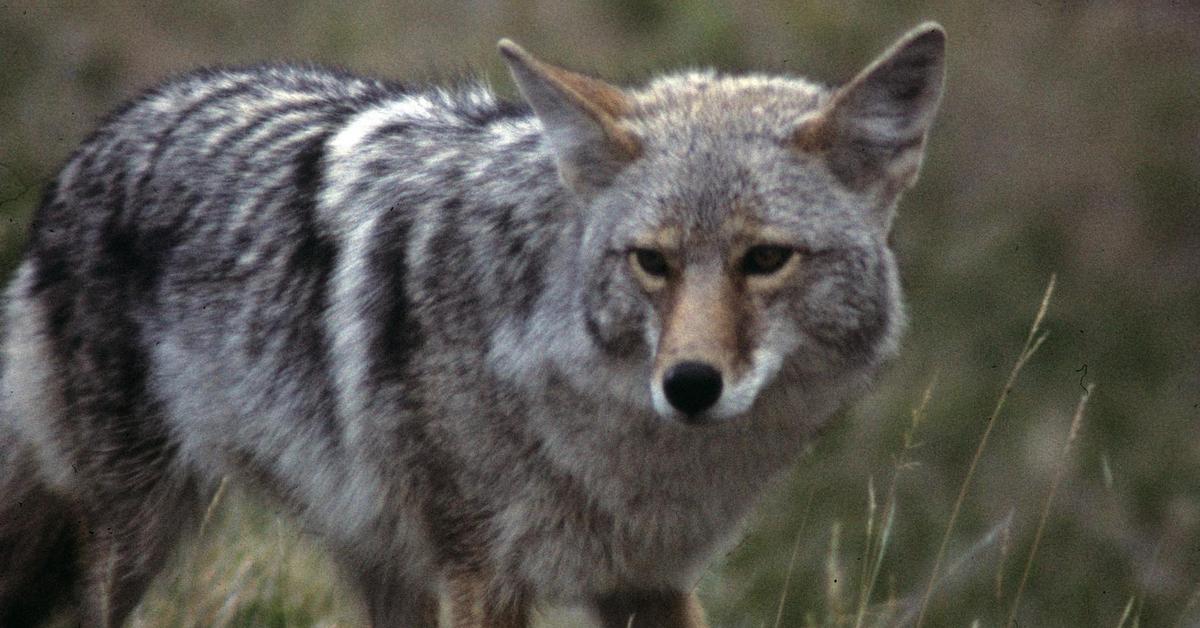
[488,400,805,600]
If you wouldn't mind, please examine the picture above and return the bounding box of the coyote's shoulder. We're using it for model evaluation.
[0,24,945,627]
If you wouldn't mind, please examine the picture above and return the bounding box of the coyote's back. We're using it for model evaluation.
[0,26,945,627]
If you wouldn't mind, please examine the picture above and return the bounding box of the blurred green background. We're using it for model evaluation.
[3,1,1198,626]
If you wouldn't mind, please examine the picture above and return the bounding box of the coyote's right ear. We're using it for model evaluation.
[498,39,641,193]
[793,23,946,198]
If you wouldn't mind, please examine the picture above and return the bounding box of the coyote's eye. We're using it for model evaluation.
[741,245,793,275]
[632,249,670,278]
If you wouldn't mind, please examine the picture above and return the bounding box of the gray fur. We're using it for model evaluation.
[0,24,945,627]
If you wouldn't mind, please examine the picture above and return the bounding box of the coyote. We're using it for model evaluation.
[0,23,945,627]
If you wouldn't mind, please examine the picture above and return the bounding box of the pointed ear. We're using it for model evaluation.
[793,23,946,195]
[498,39,641,193]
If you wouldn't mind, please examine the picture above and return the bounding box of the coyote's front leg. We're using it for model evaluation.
[592,590,709,628]
[445,571,530,628]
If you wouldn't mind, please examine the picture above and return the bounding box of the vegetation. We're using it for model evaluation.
[5,2,1197,625]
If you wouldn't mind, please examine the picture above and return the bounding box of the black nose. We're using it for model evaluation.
[662,361,723,418]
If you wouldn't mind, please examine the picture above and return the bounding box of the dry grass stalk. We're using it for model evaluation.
[1005,383,1093,627]
[915,275,1056,627]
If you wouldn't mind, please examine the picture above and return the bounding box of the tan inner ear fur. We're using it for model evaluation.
[790,113,836,153]
[519,50,643,161]
[536,62,633,119]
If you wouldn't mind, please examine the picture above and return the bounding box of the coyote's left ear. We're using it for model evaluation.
[499,39,641,193]
[793,23,946,200]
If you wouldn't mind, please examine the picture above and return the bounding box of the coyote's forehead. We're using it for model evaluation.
[608,72,848,233]
[630,72,829,139]
[605,83,855,239]
[621,210,800,258]
[603,154,854,255]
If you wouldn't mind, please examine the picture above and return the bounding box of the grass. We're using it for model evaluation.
[915,276,1055,627]
[1006,383,1092,626]
[5,3,1197,625]
[131,493,363,628]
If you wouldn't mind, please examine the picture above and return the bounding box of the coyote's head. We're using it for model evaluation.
[501,24,945,424]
